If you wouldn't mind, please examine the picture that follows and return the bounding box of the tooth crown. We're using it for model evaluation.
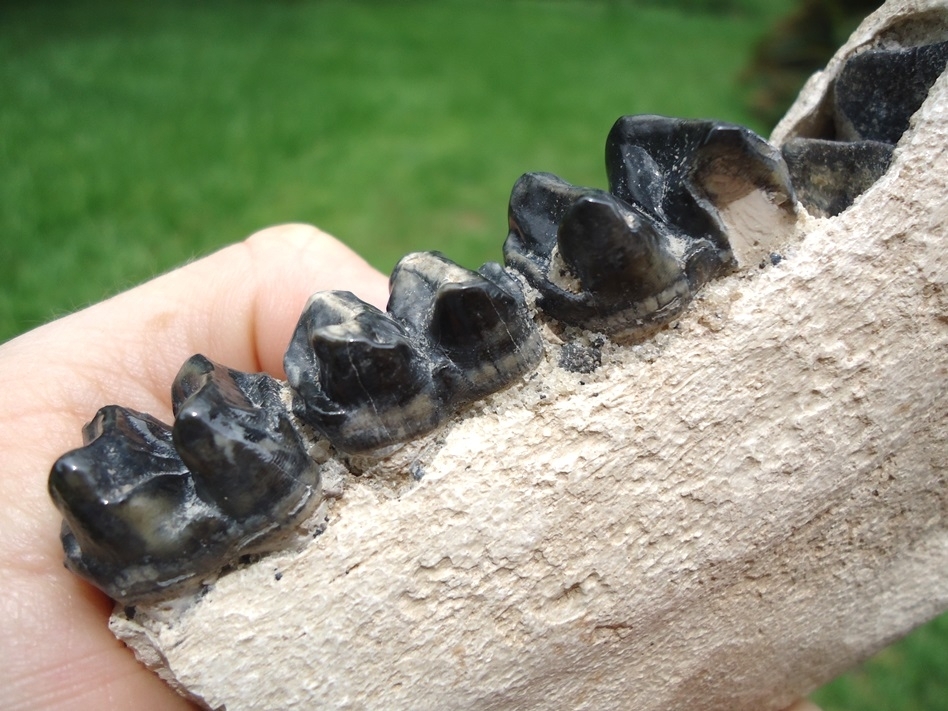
[285,290,442,452]
[389,252,543,402]
[505,116,795,337]
[47,356,324,603]
[47,35,945,604]
[285,253,543,453]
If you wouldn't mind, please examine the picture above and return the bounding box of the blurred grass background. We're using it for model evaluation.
[1,1,945,708]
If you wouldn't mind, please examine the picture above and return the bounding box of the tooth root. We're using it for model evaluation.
[172,354,319,524]
[48,405,230,603]
[389,251,543,401]
[557,193,683,302]
[285,290,440,453]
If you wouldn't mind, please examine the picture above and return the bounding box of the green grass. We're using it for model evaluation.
[2,1,946,708]
[1,0,789,338]
[813,613,948,711]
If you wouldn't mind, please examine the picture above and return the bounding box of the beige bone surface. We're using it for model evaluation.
[111,2,948,708]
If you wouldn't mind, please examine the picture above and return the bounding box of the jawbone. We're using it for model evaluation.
[52,0,948,708]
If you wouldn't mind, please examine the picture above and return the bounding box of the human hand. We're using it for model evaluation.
[0,224,388,710]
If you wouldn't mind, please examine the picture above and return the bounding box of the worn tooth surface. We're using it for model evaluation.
[504,172,693,334]
[48,406,231,603]
[834,41,948,144]
[505,117,795,336]
[284,290,440,452]
[557,193,684,301]
[781,138,895,217]
[172,354,319,529]
[388,251,543,400]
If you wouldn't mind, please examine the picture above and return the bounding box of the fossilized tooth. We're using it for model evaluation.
[605,115,796,253]
[781,138,895,218]
[781,40,947,217]
[284,290,442,453]
[833,40,948,144]
[48,405,232,603]
[172,354,320,531]
[503,171,596,293]
[504,172,694,334]
[387,251,543,400]
[506,119,795,335]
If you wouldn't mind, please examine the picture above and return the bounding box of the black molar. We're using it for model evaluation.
[557,194,684,301]
[504,172,601,289]
[834,41,948,144]
[48,406,232,603]
[172,354,320,527]
[388,251,543,400]
[285,290,442,452]
[781,138,894,217]
[506,117,796,335]
[784,40,947,217]
[606,115,795,253]
[505,173,695,334]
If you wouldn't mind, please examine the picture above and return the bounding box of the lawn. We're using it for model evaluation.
[1,1,945,708]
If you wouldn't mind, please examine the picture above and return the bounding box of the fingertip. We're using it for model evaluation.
[243,223,390,309]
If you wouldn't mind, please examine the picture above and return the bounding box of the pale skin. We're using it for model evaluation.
[0,224,821,710]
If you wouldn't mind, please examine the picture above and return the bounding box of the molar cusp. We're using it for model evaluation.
[311,332,422,405]
[507,172,596,257]
[557,195,681,300]
[692,126,795,211]
[430,280,510,349]
[387,251,463,332]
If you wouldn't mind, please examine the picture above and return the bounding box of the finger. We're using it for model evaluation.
[4,223,387,430]
[29,223,387,417]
